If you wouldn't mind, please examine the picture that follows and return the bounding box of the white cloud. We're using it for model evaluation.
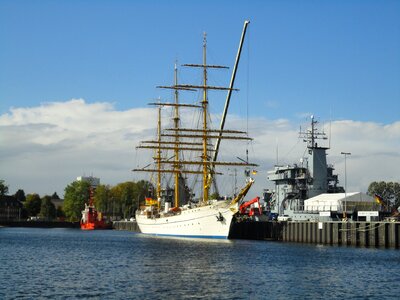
[0,99,156,197]
[323,120,400,193]
[217,116,400,198]
[0,99,399,200]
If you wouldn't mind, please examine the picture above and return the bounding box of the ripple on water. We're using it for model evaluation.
[1,228,399,299]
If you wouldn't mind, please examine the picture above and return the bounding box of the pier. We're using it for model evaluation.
[113,219,399,248]
[231,220,400,249]
[113,220,139,232]
[281,221,399,248]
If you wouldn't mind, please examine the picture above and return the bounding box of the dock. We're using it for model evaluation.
[231,220,400,248]
[113,220,400,248]
[113,220,139,232]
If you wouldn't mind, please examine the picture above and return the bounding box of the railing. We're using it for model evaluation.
[292,204,339,214]
[294,203,380,214]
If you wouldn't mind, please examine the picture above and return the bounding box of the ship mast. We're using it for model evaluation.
[165,31,258,204]
[299,115,329,198]
[173,63,180,208]
[133,28,258,207]
[299,115,328,151]
[202,33,210,203]
[156,104,162,201]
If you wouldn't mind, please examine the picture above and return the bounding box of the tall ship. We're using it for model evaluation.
[133,21,257,239]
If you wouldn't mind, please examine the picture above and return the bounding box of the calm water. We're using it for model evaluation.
[1,228,399,299]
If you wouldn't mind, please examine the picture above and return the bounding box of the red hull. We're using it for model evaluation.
[80,220,112,230]
[81,203,112,230]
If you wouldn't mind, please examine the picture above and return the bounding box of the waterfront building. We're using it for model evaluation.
[76,176,100,188]
[0,195,23,221]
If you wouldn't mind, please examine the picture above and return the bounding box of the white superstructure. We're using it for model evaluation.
[304,192,378,212]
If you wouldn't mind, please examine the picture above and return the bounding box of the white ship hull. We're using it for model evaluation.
[136,200,235,239]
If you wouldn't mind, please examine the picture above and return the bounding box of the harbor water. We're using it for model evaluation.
[1,228,399,299]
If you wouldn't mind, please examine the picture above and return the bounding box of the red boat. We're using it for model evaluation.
[80,188,111,230]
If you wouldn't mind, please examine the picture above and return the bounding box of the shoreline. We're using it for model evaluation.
[0,220,80,228]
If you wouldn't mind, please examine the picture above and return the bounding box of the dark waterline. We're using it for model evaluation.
[1,228,399,299]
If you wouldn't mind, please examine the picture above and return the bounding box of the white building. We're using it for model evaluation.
[304,192,379,213]
[76,176,100,188]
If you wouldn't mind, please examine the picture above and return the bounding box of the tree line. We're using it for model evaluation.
[0,179,62,220]
[367,181,400,211]
[63,179,152,221]
[1,179,399,222]
[23,192,62,220]
[1,179,153,222]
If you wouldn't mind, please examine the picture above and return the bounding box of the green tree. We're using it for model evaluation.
[367,181,400,210]
[108,180,152,219]
[110,183,127,219]
[39,195,56,220]
[131,180,153,214]
[210,192,220,200]
[61,180,152,220]
[24,193,42,216]
[94,184,111,214]
[15,189,26,202]
[63,180,91,221]
[0,180,9,196]
[56,206,66,219]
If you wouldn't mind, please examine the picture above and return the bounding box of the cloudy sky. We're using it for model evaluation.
[1,1,399,198]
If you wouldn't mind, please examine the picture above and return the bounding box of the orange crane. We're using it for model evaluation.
[239,196,262,216]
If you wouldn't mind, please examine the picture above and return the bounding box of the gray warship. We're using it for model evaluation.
[263,115,379,221]
[263,115,346,221]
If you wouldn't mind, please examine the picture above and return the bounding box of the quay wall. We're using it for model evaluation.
[245,221,399,249]
[0,221,80,228]
[229,221,283,240]
[280,221,399,248]
[112,219,399,249]
[113,220,139,232]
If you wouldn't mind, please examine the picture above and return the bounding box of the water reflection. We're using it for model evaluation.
[0,228,399,299]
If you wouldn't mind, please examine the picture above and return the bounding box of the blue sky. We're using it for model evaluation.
[1,0,399,197]
[1,0,399,123]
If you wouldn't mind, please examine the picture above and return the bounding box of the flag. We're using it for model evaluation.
[374,194,384,205]
[145,197,158,206]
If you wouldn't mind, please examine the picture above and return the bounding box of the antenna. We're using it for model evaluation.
[299,114,327,149]
[329,119,332,149]
[329,108,332,149]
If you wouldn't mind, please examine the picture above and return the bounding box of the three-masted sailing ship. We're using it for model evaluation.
[134,21,257,239]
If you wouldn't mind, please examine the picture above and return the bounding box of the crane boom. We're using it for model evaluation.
[213,20,250,162]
